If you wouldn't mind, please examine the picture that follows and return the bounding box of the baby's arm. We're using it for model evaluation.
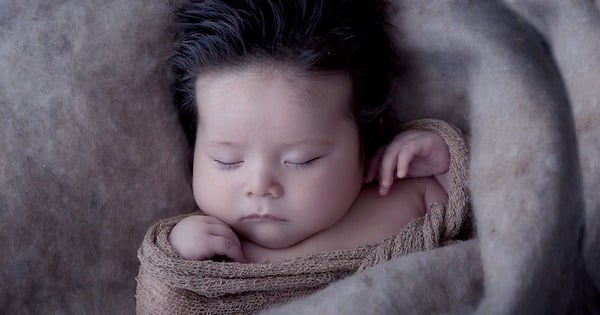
[168,215,245,262]
[366,129,450,198]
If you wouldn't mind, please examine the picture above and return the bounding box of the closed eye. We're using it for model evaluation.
[285,156,321,168]
[213,159,243,170]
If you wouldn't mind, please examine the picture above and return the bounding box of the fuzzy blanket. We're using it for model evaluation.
[1,0,599,314]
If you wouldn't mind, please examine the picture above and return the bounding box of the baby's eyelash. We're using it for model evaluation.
[285,157,321,169]
[213,160,243,170]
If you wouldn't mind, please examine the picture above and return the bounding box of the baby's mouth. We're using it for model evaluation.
[242,213,287,222]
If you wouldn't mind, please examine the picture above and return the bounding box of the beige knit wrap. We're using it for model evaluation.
[135,119,470,314]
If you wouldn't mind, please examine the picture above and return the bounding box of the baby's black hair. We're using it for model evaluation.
[171,0,399,160]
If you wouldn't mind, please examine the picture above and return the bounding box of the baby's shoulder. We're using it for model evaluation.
[329,178,434,245]
[354,177,431,217]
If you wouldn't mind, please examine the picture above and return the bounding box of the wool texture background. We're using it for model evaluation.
[0,1,194,314]
[1,0,599,314]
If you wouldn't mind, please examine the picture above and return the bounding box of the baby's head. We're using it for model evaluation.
[172,0,398,161]
[170,0,398,248]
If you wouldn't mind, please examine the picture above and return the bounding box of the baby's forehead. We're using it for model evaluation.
[193,66,357,143]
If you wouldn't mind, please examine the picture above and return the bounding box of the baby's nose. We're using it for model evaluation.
[245,171,283,198]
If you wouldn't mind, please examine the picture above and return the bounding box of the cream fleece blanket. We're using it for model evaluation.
[1,0,599,314]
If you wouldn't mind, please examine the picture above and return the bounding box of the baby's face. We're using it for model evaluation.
[192,66,363,249]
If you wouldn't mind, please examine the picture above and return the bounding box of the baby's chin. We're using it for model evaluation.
[239,228,311,250]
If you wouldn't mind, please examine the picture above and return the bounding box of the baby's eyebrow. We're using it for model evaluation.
[202,139,332,148]
[203,140,243,147]
[280,139,333,148]
[211,140,236,145]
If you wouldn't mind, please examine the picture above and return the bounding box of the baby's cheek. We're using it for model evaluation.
[303,178,361,223]
[192,171,226,214]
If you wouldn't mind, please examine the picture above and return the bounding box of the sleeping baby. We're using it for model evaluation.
[166,0,451,264]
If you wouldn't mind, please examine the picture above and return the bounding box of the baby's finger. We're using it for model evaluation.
[378,147,400,195]
[365,146,385,183]
[210,235,245,262]
[206,222,243,250]
[396,146,416,178]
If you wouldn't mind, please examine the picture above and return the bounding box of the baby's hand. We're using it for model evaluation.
[168,215,245,262]
[366,130,450,196]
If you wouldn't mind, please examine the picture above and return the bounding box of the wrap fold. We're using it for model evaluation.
[136,118,470,314]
